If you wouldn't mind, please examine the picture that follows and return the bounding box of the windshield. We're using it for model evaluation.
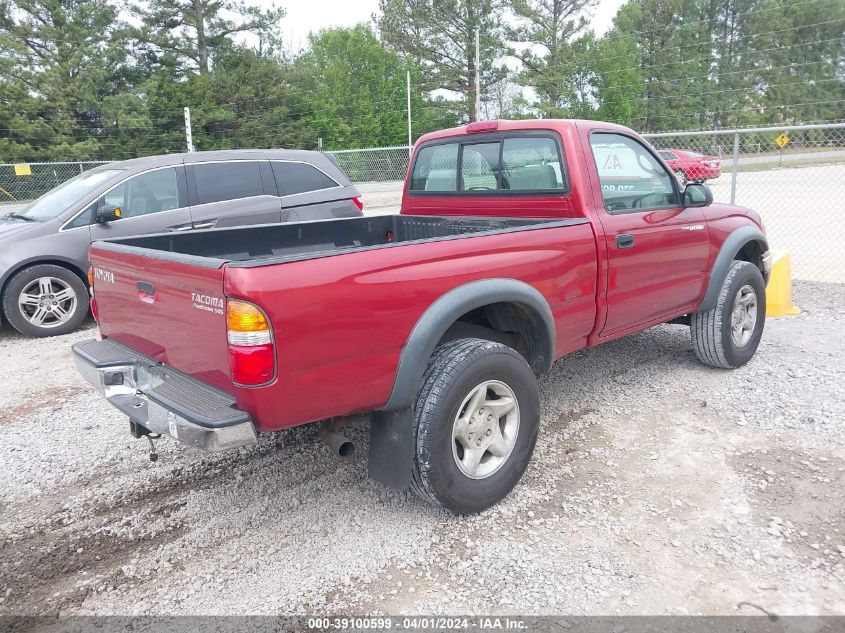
[14,169,123,221]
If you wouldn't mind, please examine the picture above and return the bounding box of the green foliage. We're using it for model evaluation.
[508,0,597,117]
[292,25,421,149]
[0,0,842,163]
[131,0,286,75]
[0,0,130,160]
[377,0,509,122]
[592,0,845,130]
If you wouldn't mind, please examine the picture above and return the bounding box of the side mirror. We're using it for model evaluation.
[683,183,713,208]
[96,204,123,224]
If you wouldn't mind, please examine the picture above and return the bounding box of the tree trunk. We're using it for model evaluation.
[194,0,209,74]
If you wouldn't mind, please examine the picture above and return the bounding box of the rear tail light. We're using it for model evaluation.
[87,267,98,321]
[351,196,364,211]
[226,299,275,385]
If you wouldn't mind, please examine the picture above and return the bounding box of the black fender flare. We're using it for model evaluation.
[698,226,768,313]
[382,278,555,412]
[368,278,555,491]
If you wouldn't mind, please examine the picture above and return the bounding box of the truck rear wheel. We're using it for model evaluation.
[691,260,766,369]
[410,338,540,513]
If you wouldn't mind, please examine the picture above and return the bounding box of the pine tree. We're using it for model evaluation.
[377,0,508,121]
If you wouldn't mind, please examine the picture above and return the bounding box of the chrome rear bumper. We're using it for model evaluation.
[72,338,257,452]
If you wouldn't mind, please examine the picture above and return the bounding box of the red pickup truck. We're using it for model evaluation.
[73,119,771,513]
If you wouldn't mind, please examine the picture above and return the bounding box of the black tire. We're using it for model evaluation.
[674,169,688,187]
[411,338,540,514]
[691,260,766,369]
[2,264,89,337]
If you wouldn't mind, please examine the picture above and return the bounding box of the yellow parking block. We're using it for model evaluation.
[766,252,800,316]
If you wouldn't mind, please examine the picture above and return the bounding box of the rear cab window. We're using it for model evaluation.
[409,133,568,195]
[410,144,459,192]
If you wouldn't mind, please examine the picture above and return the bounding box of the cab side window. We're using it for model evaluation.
[590,133,679,213]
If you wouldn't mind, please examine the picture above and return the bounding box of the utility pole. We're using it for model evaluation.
[183,107,194,152]
[475,27,481,122]
[406,70,413,156]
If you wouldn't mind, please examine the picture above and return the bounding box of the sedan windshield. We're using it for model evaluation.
[14,169,123,221]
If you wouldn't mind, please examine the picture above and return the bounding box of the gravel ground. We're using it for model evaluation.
[0,281,843,617]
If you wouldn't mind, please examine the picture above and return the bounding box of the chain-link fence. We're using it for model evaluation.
[645,123,845,283]
[2,123,843,282]
[331,146,410,213]
[334,124,845,282]
[0,161,109,203]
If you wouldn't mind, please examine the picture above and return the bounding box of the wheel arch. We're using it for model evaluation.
[698,226,768,313]
[381,278,555,412]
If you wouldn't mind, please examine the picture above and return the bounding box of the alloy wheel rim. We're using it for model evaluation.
[730,284,757,347]
[451,380,520,480]
[18,277,77,328]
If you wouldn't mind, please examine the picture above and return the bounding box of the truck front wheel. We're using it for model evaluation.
[411,338,540,513]
[691,260,766,369]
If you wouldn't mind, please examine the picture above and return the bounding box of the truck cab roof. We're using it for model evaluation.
[414,118,638,146]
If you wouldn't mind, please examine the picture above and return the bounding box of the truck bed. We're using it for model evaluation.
[88,212,598,426]
[94,215,587,267]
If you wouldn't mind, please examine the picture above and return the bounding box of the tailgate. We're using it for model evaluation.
[90,245,232,392]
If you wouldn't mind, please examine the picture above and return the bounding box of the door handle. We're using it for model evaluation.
[616,233,635,249]
[193,220,217,230]
[168,223,195,232]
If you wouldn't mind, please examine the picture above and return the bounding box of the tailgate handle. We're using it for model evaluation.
[136,281,157,303]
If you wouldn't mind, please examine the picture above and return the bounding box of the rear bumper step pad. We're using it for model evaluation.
[73,338,257,452]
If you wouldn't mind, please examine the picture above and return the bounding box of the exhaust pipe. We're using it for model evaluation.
[319,422,354,459]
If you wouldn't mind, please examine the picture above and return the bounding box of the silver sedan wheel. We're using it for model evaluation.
[17,277,78,329]
[730,284,758,347]
[451,380,520,480]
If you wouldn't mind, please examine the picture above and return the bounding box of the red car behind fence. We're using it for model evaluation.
[657,148,722,186]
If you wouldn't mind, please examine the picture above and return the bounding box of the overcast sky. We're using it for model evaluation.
[279,0,627,52]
